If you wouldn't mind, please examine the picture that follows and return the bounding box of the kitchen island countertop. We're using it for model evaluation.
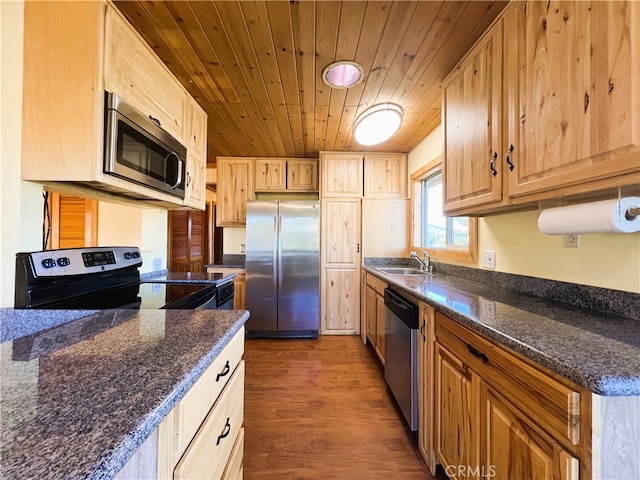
[364,266,640,396]
[0,308,249,480]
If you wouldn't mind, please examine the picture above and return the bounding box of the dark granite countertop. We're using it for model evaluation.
[0,308,249,479]
[364,266,640,397]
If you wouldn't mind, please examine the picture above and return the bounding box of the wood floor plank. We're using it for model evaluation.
[243,336,438,479]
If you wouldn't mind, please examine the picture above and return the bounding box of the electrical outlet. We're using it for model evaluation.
[564,234,580,248]
[480,250,496,269]
[240,243,246,254]
[153,258,162,271]
[479,298,496,319]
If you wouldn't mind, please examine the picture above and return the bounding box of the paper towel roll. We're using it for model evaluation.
[538,197,640,235]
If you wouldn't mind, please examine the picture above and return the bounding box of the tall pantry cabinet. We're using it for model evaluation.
[319,152,407,335]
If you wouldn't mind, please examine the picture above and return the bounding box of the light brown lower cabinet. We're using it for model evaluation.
[234,273,246,310]
[361,272,387,364]
[158,327,245,479]
[433,314,586,480]
[418,302,437,475]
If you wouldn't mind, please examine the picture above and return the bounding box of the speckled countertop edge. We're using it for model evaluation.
[142,271,238,284]
[364,266,640,396]
[1,309,250,480]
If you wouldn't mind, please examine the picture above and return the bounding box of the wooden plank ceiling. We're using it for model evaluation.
[113,1,507,165]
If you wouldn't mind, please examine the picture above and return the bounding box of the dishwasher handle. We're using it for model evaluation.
[384,288,419,329]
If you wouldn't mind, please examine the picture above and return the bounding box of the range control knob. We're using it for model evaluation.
[132,251,140,259]
[41,258,56,269]
[56,257,70,267]
[124,252,133,260]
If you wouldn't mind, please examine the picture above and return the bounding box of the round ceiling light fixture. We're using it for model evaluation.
[353,103,404,146]
[322,61,364,89]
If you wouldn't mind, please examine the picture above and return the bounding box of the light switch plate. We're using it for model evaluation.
[480,250,496,269]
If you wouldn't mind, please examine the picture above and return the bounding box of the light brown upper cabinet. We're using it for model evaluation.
[183,97,208,209]
[287,159,319,192]
[320,152,407,198]
[364,154,408,198]
[253,158,318,192]
[443,1,640,216]
[216,158,254,226]
[104,5,186,144]
[21,1,206,209]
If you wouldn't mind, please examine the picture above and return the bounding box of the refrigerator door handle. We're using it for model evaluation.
[272,216,278,292]
[277,215,283,290]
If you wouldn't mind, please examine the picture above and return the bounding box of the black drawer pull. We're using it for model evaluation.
[148,115,161,127]
[216,417,232,445]
[467,344,489,363]
[216,360,231,382]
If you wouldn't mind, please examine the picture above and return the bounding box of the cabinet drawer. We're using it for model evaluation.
[435,313,581,447]
[222,427,245,480]
[175,361,245,480]
[366,274,388,296]
[175,328,244,455]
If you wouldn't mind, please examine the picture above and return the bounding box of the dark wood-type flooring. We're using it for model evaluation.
[243,335,440,480]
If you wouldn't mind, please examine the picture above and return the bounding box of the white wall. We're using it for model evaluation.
[0,2,168,306]
[408,128,640,293]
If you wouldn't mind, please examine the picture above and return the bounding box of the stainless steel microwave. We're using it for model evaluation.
[104,92,186,199]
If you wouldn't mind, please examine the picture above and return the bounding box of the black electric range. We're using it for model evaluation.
[14,247,233,310]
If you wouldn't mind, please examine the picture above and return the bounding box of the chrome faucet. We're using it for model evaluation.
[410,250,431,272]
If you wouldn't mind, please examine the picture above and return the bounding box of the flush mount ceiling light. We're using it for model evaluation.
[353,103,404,146]
[322,61,364,89]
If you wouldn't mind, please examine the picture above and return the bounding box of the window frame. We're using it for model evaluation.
[410,156,478,264]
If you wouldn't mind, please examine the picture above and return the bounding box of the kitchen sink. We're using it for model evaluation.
[375,267,428,275]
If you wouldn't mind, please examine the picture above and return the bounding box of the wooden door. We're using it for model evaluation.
[435,343,478,478]
[321,200,361,266]
[216,158,253,226]
[169,207,208,273]
[364,284,377,345]
[47,193,98,249]
[505,1,640,199]
[254,159,286,191]
[443,19,504,214]
[183,96,207,209]
[374,292,386,363]
[321,268,359,334]
[320,153,363,197]
[419,302,437,475]
[287,159,318,191]
[481,383,579,480]
[363,154,407,198]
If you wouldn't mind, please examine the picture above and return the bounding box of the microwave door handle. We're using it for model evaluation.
[166,153,183,189]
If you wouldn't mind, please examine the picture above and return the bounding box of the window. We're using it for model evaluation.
[411,157,477,264]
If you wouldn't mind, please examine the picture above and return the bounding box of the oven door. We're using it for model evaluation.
[216,281,235,310]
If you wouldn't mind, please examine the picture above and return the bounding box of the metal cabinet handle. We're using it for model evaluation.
[215,360,230,382]
[216,417,232,445]
[506,144,515,171]
[490,152,498,177]
[467,344,489,363]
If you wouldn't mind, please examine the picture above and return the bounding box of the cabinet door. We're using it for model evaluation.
[435,343,478,478]
[104,6,187,143]
[364,284,377,345]
[288,159,319,191]
[364,154,407,198]
[321,199,361,266]
[505,1,640,200]
[254,159,286,191]
[481,383,579,480]
[321,268,360,334]
[418,303,437,475]
[443,20,504,214]
[233,274,246,310]
[374,293,386,363]
[321,153,363,197]
[216,158,253,226]
[183,97,207,209]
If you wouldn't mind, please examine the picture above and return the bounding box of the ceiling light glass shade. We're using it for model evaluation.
[353,103,404,145]
[322,61,364,89]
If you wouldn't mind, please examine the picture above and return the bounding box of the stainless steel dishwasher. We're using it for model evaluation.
[384,288,419,431]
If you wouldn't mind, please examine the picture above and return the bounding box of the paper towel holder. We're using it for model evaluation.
[625,206,640,221]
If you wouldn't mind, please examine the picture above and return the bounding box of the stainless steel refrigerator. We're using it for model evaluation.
[245,200,320,338]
